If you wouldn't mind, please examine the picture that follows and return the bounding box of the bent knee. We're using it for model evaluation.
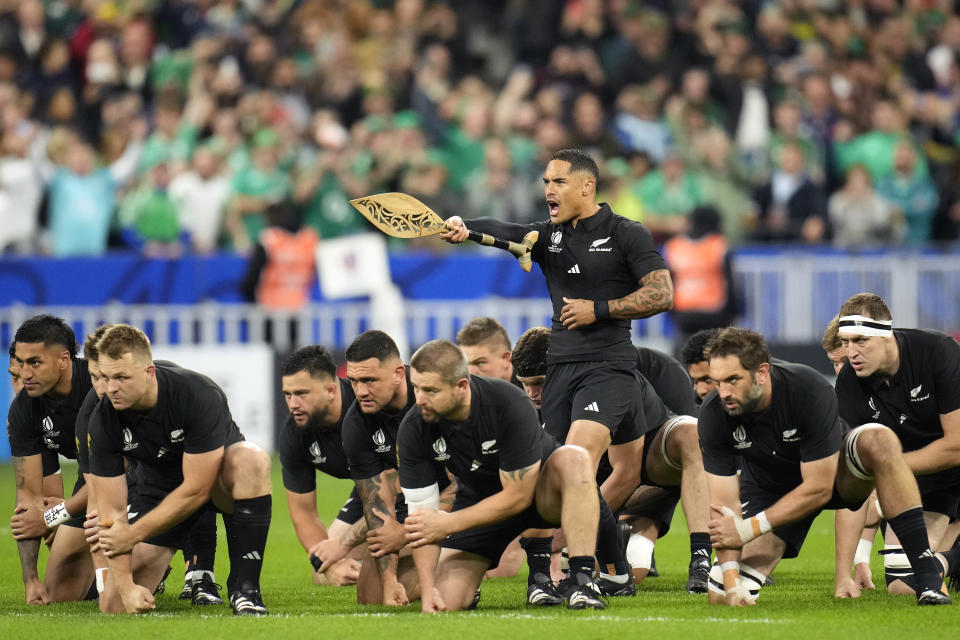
[227,443,271,475]
[547,445,593,476]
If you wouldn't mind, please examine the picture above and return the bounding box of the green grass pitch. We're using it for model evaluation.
[0,460,956,638]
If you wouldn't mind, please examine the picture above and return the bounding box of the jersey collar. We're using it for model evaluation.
[576,203,612,232]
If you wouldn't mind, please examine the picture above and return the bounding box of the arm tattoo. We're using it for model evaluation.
[355,474,387,529]
[503,465,534,484]
[439,473,458,511]
[12,456,26,492]
[355,472,398,575]
[338,518,368,549]
[609,269,674,319]
[17,539,41,582]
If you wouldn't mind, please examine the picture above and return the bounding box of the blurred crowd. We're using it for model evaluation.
[2,0,960,257]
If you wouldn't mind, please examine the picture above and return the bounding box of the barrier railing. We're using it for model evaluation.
[2,252,959,352]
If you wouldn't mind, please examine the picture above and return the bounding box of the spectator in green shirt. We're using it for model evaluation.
[636,152,704,241]
[876,142,939,245]
[225,128,292,252]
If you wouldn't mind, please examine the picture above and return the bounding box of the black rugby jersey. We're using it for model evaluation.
[469,204,666,364]
[7,358,90,470]
[398,376,558,498]
[835,329,960,487]
[699,361,843,496]
[341,369,415,481]
[279,378,356,493]
[76,360,176,477]
[635,346,698,417]
[88,363,243,494]
[75,388,98,475]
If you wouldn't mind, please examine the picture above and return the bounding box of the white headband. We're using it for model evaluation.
[837,315,893,338]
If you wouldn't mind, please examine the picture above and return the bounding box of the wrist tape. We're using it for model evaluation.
[43,502,70,528]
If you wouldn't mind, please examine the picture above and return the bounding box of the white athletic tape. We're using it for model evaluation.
[854,538,873,567]
[95,568,108,594]
[402,483,439,515]
[626,534,655,569]
[882,546,910,570]
[721,505,771,545]
[43,502,70,528]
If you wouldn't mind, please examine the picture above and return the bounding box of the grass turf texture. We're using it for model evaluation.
[0,460,956,638]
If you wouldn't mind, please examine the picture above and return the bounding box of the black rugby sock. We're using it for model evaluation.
[184,509,218,576]
[568,556,595,584]
[886,506,943,593]
[938,546,960,576]
[520,536,553,585]
[690,532,712,563]
[595,496,630,576]
[225,495,272,593]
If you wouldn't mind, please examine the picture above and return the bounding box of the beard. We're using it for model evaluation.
[723,377,764,416]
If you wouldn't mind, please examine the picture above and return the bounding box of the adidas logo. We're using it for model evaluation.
[584,402,599,412]
[919,549,935,559]
[568,264,580,274]
[242,551,262,560]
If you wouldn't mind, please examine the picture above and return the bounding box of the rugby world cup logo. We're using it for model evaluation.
[309,442,321,458]
[372,428,390,453]
[122,428,138,451]
[732,425,751,450]
[551,230,562,245]
[432,437,451,461]
[41,416,54,432]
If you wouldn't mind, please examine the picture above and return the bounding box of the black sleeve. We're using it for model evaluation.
[835,367,869,428]
[466,218,540,244]
[6,395,40,457]
[41,450,61,476]
[497,387,545,472]
[278,424,316,493]
[74,390,99,476]
[697,397,737,477]
[932,335,960,414]
[637,348,698,416]
[798,378,842,462]
[341,406,383,480]
[87,402,126,478]
[397,412,436,490]
[181,383,234,454]
[618,219,668,283]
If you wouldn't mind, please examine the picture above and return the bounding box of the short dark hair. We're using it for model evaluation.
[457,317,511,351]
[14,315,78,356]
[282,345,336,378]
[7,342,15,358]
[839,293,892,322]
[704,327,770,373]
[83,324,116,362]
[345,330,401,364]
[680,328,720,366]
[410,339,469,385]
[511,327,550,377]
[550,148,599,182]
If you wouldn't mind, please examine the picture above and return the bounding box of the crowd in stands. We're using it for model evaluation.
[2,0,960,257]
